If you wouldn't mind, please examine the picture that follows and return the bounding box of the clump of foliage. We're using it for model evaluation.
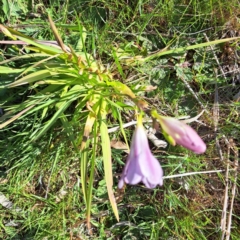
[0,0,239,239]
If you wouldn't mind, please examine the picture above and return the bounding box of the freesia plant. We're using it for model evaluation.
[1,14,227,227]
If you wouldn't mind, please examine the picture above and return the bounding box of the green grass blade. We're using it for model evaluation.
[145,37,240,61]
[59,113,78,151]
[0,105,35,129]
[123,36,240,65]
[111,48,126,79]
[117,109,130,151]
[86,121,98,229]
[31,101,72,141]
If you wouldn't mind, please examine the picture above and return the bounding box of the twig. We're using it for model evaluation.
[177,71,209,113]
[107,112,205,149]
[145,125,168,148]
[163,169,224,179]
[108,27,213,37]
[0,192,14,209]
[213,82,224,161]
[203,33,226,161]
[220,137,230,239]
[203,33,227,80]
[0,192,22,227]
[203,33,236,240]
[181,110,205,124]
[216,68,240,78]
[226,140,239,240]
[107,120,138,133]
[108,120,167,148]
[107,110,206,134]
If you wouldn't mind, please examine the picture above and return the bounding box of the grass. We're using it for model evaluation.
[0,0,240,239]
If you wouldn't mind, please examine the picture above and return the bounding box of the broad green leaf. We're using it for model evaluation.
[25,85,85,139]
[23,99,57,117]
[80,140,89,210]
[80,99,101,230]
[41,106,49,120]
[154,37,240,57]
[0,53,51,65]
[80,110,96,150]
[0,66,24,74]
[105,98,124,110]
[16,36,65,55]
[78,95,102,146]
[107,81,136,99]
[0,24,16,39]
[81,95,101,150]
[34,79,74,85]
[18,54,61,78]
[7,69,58,87]
[0,95,52,122]
[2,0,10,19]
[100,120,119,221]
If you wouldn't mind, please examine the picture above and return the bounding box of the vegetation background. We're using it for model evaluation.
[0,0,239,239]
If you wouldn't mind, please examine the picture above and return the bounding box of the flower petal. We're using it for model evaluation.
[175,124,206,154]
[124,155,143,185]
[118,122,164,189]
[138,151,163,187]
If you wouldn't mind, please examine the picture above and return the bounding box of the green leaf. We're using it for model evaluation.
[80,140,89,211]
[107,81,136,99]
[2,0,10,19]
[7,69,58,87]
[0,66,24,74]
[100,120,119,221]
[16,36,65,55]
[0,53,50,65]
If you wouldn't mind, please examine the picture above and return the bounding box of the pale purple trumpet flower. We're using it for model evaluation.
[158,116,206,154]
[118,120,163,189]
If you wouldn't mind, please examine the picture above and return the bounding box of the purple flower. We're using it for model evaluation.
[159,116,206,154]
[118,122,163,189]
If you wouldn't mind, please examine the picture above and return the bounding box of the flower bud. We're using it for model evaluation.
[159,116,206,154]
